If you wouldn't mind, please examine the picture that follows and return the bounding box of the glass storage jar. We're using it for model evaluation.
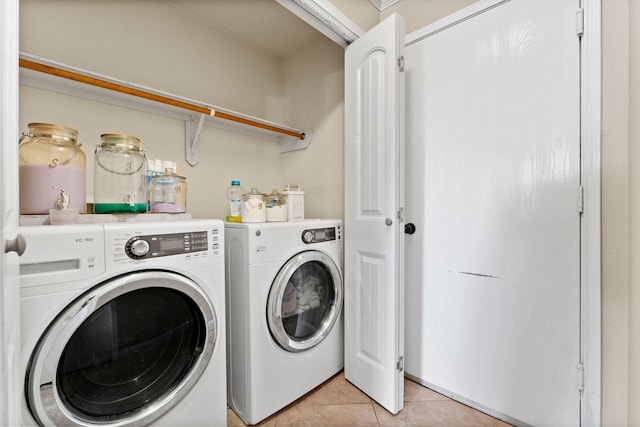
[94,133,147,213]
[265,188,287,222]
[149,168,187,213]
[241,187,266,223]
[19,122,87,214]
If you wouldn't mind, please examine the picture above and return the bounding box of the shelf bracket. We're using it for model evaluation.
[280,129,313,153]
[185,112,207,166]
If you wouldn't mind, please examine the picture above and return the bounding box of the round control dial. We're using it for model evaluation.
[126,237,150,259]
[302,230,314,244]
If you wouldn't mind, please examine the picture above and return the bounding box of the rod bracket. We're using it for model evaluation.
[185,112,206,166]
[280,129,313,153]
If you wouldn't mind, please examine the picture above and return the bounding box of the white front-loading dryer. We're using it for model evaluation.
[224,219,343,425]
[19,220,226,426]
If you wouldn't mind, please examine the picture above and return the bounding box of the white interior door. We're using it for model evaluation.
[344,13,405,415]
[404,0,581,425]
[1,0,22,425]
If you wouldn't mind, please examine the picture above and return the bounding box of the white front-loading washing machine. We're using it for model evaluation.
[224,219,343,425]
[19,219,226,426]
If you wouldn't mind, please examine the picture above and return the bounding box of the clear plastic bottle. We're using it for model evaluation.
[226,180,244,222]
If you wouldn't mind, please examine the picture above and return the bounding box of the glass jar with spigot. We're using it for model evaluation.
[18,122,87,214]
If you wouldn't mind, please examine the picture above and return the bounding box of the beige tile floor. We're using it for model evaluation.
[227,372,512,426]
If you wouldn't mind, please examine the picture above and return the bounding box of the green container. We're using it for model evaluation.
[93,202,147,213]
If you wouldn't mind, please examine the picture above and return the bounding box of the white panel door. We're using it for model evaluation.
[0,0,22,425]
[404,0,581,425]
[344,14,405,415]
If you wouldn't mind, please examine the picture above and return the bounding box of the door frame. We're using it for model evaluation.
[1,0,21,425]
[578,0,602,425]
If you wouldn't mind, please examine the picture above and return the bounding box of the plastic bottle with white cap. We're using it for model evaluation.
[226,180,244,222]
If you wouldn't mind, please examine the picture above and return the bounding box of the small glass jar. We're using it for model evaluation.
[94,133,147,213]
[265,188,287,222]
[19,123,87,214]
[150,168,187,213]
[241,187,266,223]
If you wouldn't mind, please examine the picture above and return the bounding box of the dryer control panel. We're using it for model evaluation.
[125,231,209,259]
[301,226,341,244]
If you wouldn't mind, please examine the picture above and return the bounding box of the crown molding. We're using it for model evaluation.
[369,0,402,12]
[275,0,364,46]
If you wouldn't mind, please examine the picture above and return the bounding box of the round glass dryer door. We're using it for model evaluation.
[267,250,343,352]
[26,271,217,426]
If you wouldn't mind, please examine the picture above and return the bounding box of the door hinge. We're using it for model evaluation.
[397,56,405,72]
[576,8,585,37]
[577,185,584,214]
[397,356,404,372]
[397,207,404,222]
[577,362,585,391]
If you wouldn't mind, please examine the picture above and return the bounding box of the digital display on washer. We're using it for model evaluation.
[158,238,187,252]
[315,230,328,241]
[125,231,209,259]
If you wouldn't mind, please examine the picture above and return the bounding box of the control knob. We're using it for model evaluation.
[302,230,314,244]
[126,238,150,259]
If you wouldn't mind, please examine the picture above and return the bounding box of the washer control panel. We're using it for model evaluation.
[125,231,209,259]
[301,226,340,244]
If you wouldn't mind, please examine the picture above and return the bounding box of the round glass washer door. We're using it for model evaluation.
[25,270,217,426]
[267,250,343,352]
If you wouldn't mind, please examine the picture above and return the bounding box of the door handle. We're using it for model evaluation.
[5,234,26,256]
[385,218,393,226]
[404,223,416,235]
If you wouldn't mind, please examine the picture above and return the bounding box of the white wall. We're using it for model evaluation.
[627,1,640,425]
[601,1,629,425]
[281,36,345,220]
[19,0,286,220]
[19,0,348,222]
[329,0,379,31]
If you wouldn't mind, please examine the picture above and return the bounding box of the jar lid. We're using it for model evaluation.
[157,168,185,180]
[243,187,265,197]
[266,188,285,198]
[26,122,79,145]
[99,133,142,150]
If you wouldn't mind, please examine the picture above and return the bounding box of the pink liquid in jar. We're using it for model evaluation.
[19,164,87,214]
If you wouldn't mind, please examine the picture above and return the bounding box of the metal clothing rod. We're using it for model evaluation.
[19,58,306,140]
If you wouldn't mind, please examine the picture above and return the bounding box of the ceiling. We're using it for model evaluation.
[169,0,325,58]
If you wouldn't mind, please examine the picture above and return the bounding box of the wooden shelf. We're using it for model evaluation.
[19,53,312,163]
